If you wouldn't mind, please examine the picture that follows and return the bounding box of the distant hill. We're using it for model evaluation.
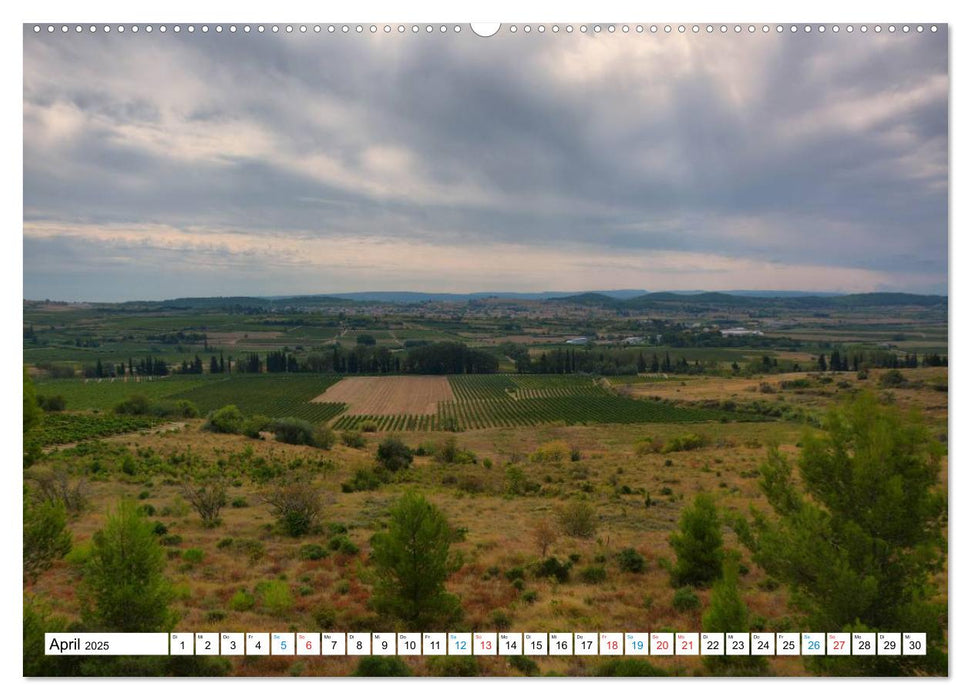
[329,290,648,303]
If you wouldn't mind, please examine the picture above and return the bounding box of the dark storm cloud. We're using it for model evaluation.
[23,26,948,301]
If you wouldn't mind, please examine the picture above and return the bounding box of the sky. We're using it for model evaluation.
[22,25,948,302]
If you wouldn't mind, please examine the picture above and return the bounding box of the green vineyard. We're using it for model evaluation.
[169,375,346,423]
[36,413,163,446]
[334,375,738,431]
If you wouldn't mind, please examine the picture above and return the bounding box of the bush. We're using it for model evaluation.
[204,405,244,434]
[509,655,539,675]
[435,436,476,464]
[263,481,323,537]
[672,586,700,612]
[229,590,255,611]
[313,605,337,629]
[299,543,329,561]
[557,499,597,538]
[530,440,570,463]
[618,547,647,573]
[313,425,336,449]
[341,431,366,449]
[352,656,412,677]
[662,433,708,453]
[427,656,479,676]
[114,394,151,415]
[181,548,205,565]
[180,477,227,528]
[635,437,663,455]
[534,556,572,583]
[341,467,387,493]
[879,369,907,387]
[37,394,67,412]
[376,436,414,472]
[241,414,271,439]
[506,465,540,495]
[360,420,379,433]
[670,493,724,587]
[23,499,72,583]
[328,535,359,556]
[256,579,294,616]
[271,417,316,446]
[579,565,607,584]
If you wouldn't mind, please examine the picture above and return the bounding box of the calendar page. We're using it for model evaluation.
[21,9,949,682]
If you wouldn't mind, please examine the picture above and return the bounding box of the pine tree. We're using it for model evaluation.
[370,492,461,630]
[669,493,724,588]
[737,392,947,674]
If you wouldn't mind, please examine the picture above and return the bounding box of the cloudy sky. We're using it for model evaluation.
[23,25,947,301]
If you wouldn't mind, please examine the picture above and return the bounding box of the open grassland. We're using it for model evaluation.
[28,420,813,677]
[25,367,948,677]
[314,376,454,415]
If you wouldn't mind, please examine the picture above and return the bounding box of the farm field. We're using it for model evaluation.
[313,376,454,415]
[22,295,948,678]
[169,375,347,424]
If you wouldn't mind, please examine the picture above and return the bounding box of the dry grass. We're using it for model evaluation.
[25,369,948,677]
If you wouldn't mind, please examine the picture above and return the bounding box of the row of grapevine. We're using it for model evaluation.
[332,413,439,432]
[447,374,517,401]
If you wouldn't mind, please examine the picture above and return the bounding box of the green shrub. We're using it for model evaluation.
[328,535,359,556]
[530,440,570,463]
[434,436,476,464]
[376,436,414,472]
[181,548,205,565]
[662,433,708,453]
[37,394,67,412]
[579,565,607,584]
[427,656,479,676]
[618,547,647,573]
[672,586,700,612]
[115,394,151,415]
[341,467,386,493]
[509,655,539,675]
[231,497,248,508]
[360,420,378,433]
[312,605,337,629]
[299,543,328,561]
[256,580,293,616]
[352,656,412,677]
[204,405,244,434]
[879,369,907,387]
[341,431,366,449]
[229,590,255,611]
[271,417,316,446]
[241,414,271,439]
[312,425,336,449]
[264,481,322,537]
[534,556,572,583]
[557,499,597,538]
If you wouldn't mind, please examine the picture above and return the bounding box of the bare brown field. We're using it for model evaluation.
[312,375,454,415]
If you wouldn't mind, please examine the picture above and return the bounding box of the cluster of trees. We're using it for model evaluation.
[501,344,713,376]
[238,342,499,375]
[817,349,947,372]
[666,392,947,675]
